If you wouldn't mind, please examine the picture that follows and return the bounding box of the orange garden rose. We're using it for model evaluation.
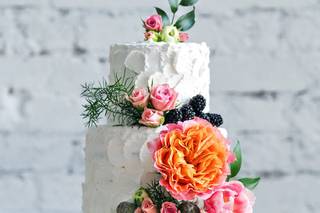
[148,118,234,200]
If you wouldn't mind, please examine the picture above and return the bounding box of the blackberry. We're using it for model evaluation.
[197,112,210,122]
[207,113,223,127]
[189,94,206,114]
[178,201,200,213]
[180,104,195,121]
[164,109,182,124]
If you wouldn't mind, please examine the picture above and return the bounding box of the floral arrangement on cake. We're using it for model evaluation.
[81,0,260,211]
[143,0,199,43]
[81,73,260,213]
[115,118,260,213]
[82,73,222,128]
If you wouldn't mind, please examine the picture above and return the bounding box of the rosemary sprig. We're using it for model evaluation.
[145,180,179,210]
[81,72,141,127]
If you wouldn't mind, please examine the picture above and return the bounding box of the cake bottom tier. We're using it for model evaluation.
[82,125,159,213]
[82,125,228,213]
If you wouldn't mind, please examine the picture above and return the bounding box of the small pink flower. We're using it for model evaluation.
[161,202,178,213]
[139,108,164,127]
[145,31,153,40]
[144,31,158,41]
[144,15,163,31]
[204,181,256,213]
[150,84,178,111]
[141,198,157,213]
[179,32,189,42]
[127,88,149,109]
[134,207,143,213]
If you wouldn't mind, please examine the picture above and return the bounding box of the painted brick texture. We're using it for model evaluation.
[0,0,319,212]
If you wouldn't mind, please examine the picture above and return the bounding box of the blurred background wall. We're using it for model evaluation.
[0,0,320,212]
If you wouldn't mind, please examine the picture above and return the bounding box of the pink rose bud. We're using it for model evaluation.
[139,108,164,128]
[161,202,178,213]
[145,31,158,42]
[179,32,189,42]
[144,15,163,31]
[150,84,178,111]
[127,88,149,109]
[134,207,143,213]
[141,197,157,213]
[145,31,154,40]
[204,181,256,213]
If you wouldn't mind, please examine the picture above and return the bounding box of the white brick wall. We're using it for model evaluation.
[0,0,319,212]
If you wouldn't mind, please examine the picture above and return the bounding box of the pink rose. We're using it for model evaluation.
[161,202,178,213]
[127,88,149,109]
[150,84,178,111]
[179,32,189,42]
[144,15,163,31]
[204,181,255,213]
[135,207,143,213]
[141,198,157,213]
[139,108,164,127]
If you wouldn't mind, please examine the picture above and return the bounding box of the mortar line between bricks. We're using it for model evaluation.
[0,130,85,137]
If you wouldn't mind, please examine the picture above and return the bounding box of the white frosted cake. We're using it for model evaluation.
[83,126,159,213]
[82,2,259,212]
[83,42,211,212]
[109,42,210,108]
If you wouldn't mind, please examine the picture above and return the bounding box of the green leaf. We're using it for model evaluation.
[174,7,195,31]
[229,141,242,178]
[238,177,261,190]
[180,0,198,6]
[155,7,170,26]
[168,0,180,13]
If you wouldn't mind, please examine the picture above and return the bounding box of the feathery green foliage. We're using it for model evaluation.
[145,180,179,210]
[81,71,141,127]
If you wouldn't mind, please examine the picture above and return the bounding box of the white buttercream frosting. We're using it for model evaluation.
[83,42,214,213]
[83,126,228,213]
[109,42,211,111]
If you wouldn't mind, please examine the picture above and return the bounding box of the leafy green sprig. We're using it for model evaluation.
[156,0,198,31]
[227,141,261,190]
[81,71,142,127]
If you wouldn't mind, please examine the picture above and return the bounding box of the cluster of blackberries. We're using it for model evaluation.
[164,94,223,127]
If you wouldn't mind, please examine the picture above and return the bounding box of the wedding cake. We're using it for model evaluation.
[82,1,260,213]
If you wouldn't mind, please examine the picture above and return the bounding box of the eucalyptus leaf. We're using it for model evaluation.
[238,177,261,190]
[180,0,199,6]
[168,0,180,13]
[174,7,195,31]
[155,7,170,26]
[229,141,242,178]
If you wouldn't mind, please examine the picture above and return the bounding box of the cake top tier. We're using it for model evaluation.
[111,41,204,47]
[109,42,211,109]
[80,1,225,128]
[140,0,198,43]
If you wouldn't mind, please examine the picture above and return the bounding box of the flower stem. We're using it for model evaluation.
[171,12,176,25]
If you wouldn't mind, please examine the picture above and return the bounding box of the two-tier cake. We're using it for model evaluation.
[82,1,259,213]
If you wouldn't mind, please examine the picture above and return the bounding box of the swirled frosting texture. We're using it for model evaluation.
[83,126,228,213]
[109,42,211,111]
[83,126,159,213]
